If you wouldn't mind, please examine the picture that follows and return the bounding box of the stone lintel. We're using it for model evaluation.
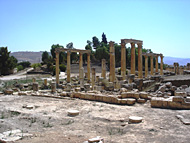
[121,39,143,44]
[55,48,91,54]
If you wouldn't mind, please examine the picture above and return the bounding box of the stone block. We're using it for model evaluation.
[151,97,164,108]
[173,96,184,103]
[139,92,149,99]
[120,99,128,105]
[121,92,139,99]
[168,101,182,109]
[127,98,136,105]
[67,110,79,116]
[102,96,112,103]
[4,89,13,95]
[174,91,187,97]
[129,116,143,123]
[95,94,103,102]
[137,98,146,103]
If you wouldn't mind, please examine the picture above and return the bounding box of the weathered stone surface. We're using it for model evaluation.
[174,91,187,97]
[129,116,143,123]
[173,96,184,102]
[18,92,27,95]
[32,82,39,91]
[158,85,166,93]
[88,136,104,143]
[121,92,139,99]
[51,82,56,93]
[0,129,32,142]
[3,89,13,95]
[137,98,146,103]
[181,85,188,89]
[165,82,172,88]
[139,92,149,99]
[84,83,90,91]
[127,98,136,105]
[67,110,79,116]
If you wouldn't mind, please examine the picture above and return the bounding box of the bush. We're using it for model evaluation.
[17,61,31,69]
[16,65,24,71]
[31,63,41,69]
[59,64,66,72]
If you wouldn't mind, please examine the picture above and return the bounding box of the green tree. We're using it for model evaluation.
[102,32,107,44]
[95,45,109,62]
[50,44,66,64]
[0,47,17,75]
[92,36,100,49]
[42,51,49,64]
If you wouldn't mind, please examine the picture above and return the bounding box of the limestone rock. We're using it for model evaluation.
[127,98,136,105]
[121,92,139,99]
[165,82,172,88]
[88,136,104,143]
[139,92,149,99]
[137,98,146,103]
[174,91,187,97]
[129,116,143,123]
[67,110,79,116]
[3,89,13,95]
[158,85,166,93]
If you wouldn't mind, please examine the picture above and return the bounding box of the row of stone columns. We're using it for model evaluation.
[55,50,91,86]
[143,54,164,77]
[120,40,143,79]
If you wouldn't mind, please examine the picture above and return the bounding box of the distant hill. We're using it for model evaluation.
[163,56,190,66]
[10,51,44,64]
[10,51,190,66]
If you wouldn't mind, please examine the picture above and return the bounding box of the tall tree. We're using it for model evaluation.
[92,36,100,49]
[50,44,65,64]
[0,47,17,75]
[102,32,107,44]
[42,51,49,64]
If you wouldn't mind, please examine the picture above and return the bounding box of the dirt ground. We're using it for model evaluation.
[0,94,190,143]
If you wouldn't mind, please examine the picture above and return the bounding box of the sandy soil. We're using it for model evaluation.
[0,94,190,143]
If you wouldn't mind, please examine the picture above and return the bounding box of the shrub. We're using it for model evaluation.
[17,65,24,71]
[59,64,66,72]
[31,63,41,69]
[17,61,31,69]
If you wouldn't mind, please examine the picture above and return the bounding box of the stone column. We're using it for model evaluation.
[67,51,71,83]
[121,40,126,80]
[131,42,135,75]
[137,43,143,79]
[91,68,96,90]
[79,67,84,89]
[79,52,83,73]
[160,55,163,75]
[87,53,91,81]
[109,41,115,82]
[155,55,158,73]
[33,82,39,91]
[144,55,148,78]
[56,52,59,86]
[44,79,47,86]
[150,55,154,75]
[101,59,106,79]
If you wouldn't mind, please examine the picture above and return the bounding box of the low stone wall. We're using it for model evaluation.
[151,96,190,109]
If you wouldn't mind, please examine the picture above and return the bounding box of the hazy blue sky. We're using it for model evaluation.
[0,0,190,58]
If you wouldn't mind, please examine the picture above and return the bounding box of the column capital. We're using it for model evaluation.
[109,41,115,47]
[137,42,142,48]
[130,42,135,47]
